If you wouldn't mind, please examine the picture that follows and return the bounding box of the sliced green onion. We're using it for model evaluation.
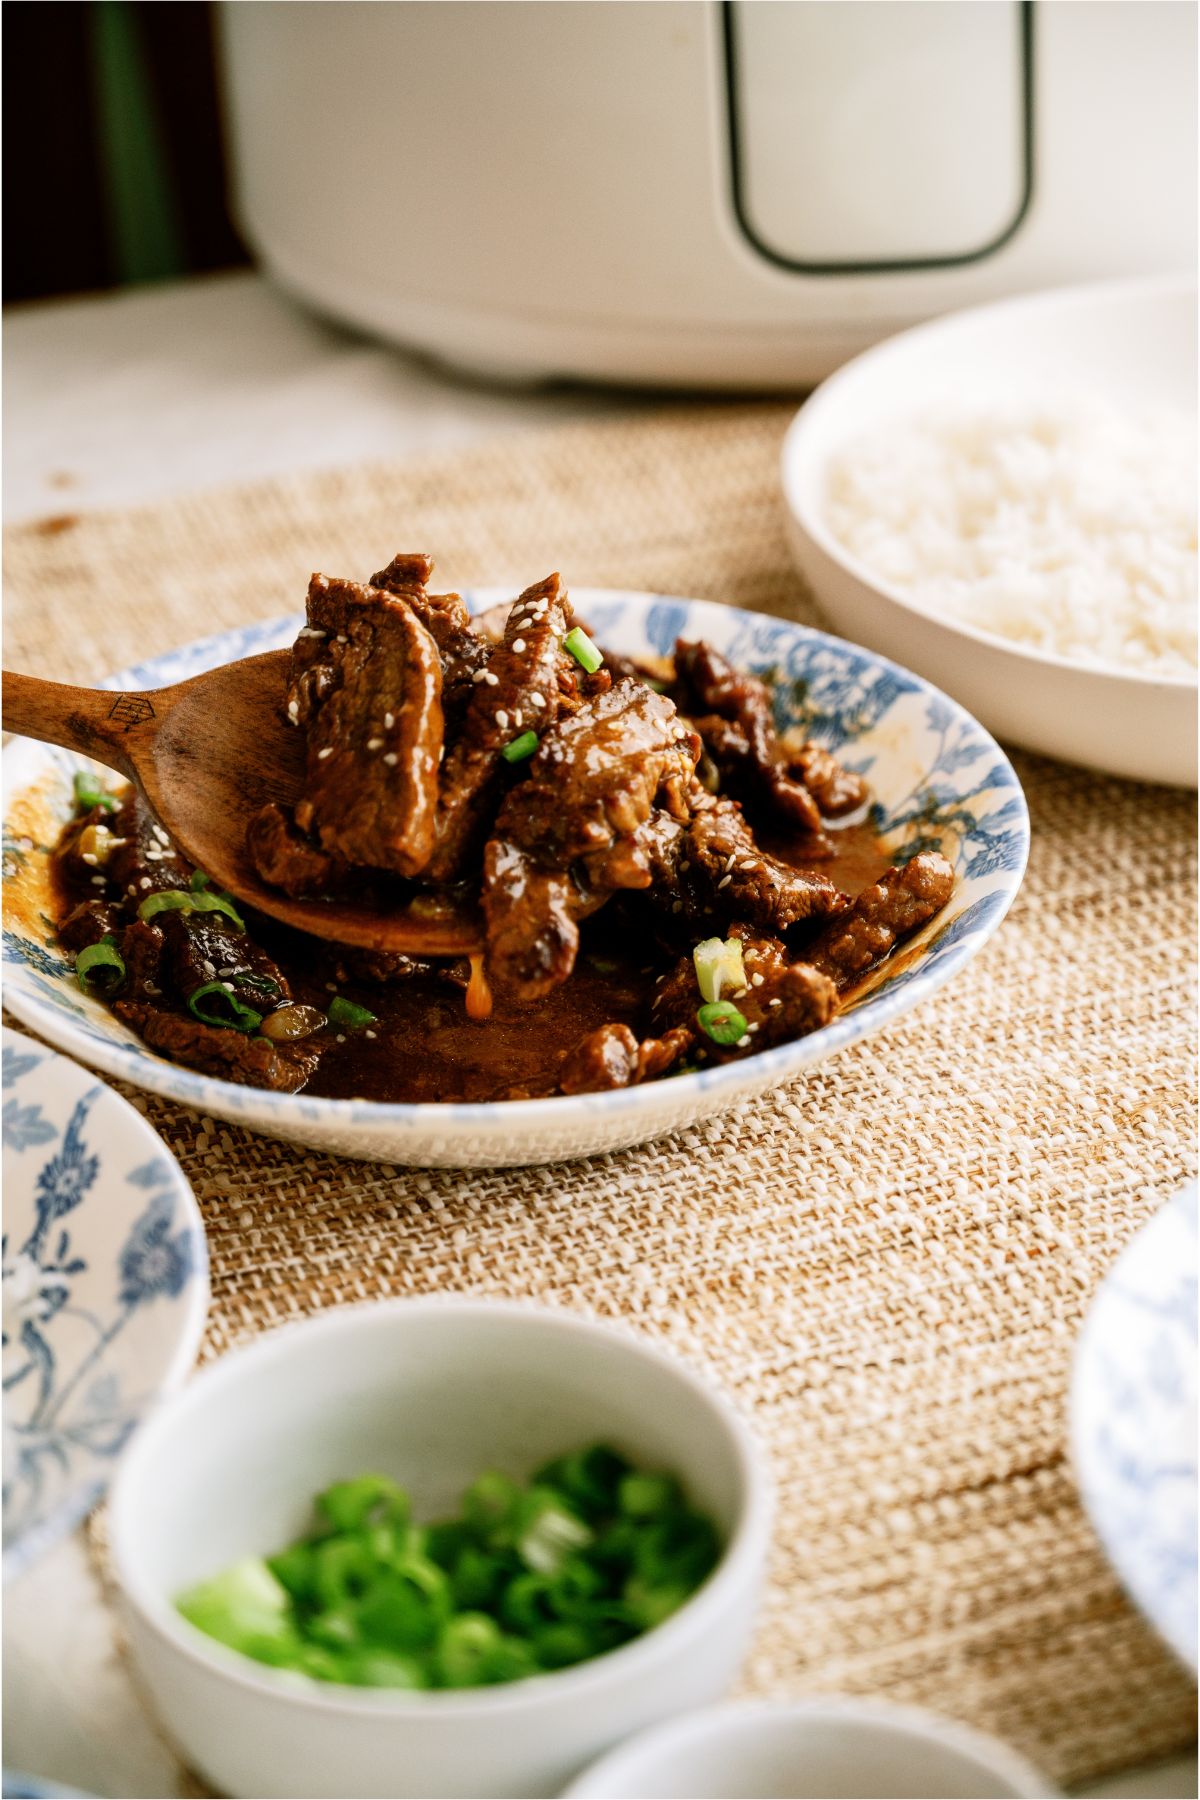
[73,770,119,813]
[696,1000,748,1045]
[186,981,263,1032]
[693,936,746,1005]
[138,887,245,931]
[231,971,282,1006]
[75,935,125,993]
[501,730,539,764]
[516,1491,592,1576]
[177,1557,293,1657]
[563,627,603,674]
[190,869,212,892]
[326,995,377,1030]
[317,1475,409,1534]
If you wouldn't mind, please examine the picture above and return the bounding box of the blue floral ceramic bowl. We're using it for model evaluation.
[1070,1184,1198,1671]
[2,1029,208,1580]
[1,593,1029,1167]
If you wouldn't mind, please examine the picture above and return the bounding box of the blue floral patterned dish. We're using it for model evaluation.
[1,592,1029,1166]
[2,1029,208,1580]
[1070,1185,1198,1670]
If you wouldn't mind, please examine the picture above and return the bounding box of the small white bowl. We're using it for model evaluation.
[564,1698,1058,1799]
[782,275,1197,786]
[108,1298,771,1799]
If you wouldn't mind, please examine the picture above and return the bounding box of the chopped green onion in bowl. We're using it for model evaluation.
[75,935,126,993]
[138,886,245,931]
[175,1444,720,1691]
[501,730,539,764]
[73,770,120,813]
[187,981,264,1033]
[562,627,603,675]
[696,1000,748,1046]
[327,995,377,1030]
[693,937,746,1004]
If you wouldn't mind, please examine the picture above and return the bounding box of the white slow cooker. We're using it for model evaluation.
[218,1,1196,389]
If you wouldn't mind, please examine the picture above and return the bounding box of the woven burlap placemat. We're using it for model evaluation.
[5,404,1196,1786]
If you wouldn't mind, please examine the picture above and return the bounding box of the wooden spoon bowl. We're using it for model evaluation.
[2,653,482,956]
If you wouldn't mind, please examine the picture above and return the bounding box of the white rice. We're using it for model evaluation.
[824,397,1197,678]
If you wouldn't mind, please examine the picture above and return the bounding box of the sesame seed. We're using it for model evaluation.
[222,982,235,992]
[298,626,326,638]
[725,854,736,872]
[364,1029,377,1040]
[144,983,161,996]
[751,973,764,986]
[384,712,394,728]
[287,700,300,722]
[530,691,545,707]
[152,825,170,846]
[717,875,732,889]
[671,899,683,914]
[736,1034,751,1048]
[383,753,398,766]
[472,670,487,683]
[81,851,97,866]
[126,884,137,896]
[202,961,216,978]
[747,1022,759,1034]
[325,982,337,991]
[485,671,500,686]
[679,860,690,872]
[739,860,758,871]
[367,738,384,750]
[335,634,348,644]
[139,876,152,889]
[768,997,782,1008]
[92,875,107,887]
[317,746,333,760]
[513,709,523,727]
[496,710,509,730]
[512,638,526,654]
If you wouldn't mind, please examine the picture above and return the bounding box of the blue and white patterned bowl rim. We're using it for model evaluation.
[2,1029,210,1582]
[1070,1184,1198,1671]
[2,590,1030,1133]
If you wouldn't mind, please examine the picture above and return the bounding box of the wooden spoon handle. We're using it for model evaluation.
[2,669,158,779]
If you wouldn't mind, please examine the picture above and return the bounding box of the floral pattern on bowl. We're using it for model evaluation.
[0,593,1029,1167]
[1070,1184,1198,1670]
[2,1029,208,1580]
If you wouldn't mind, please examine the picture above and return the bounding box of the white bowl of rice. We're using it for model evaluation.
[782,276,1196,786]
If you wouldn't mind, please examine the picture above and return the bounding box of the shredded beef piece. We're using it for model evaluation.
[58,899,123,953]
[634,790,847,940]
[157,910,292,1008]
[114,1001,321,1093]
[107,791,190,898]
[674,640,823,835]
[246,803,346,898]
[482,680,700,999]
[341,947,470,988]
[278,574,444,876]
[117,919,166,1001]
[557,1021,693,1095]
[428,572,576,881]
[806,851,955,991]
[370,552,490,739]
[787,741,868,818]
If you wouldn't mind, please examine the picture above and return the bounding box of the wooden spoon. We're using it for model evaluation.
[2,653,483,956]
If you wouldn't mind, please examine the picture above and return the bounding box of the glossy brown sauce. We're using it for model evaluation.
[53,817,894,1104]
[284,820,893,1104]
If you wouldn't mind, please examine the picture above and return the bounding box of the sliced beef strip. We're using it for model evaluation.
[557,1021,694,1095]
[279,574,444,877]
[107,791,191,900]
[482,680,700,999]
[341,947,471,989]
[786,741,868,818]
[117,919,167,1001]
[58,898,123,954]
[426,571,575,881]
[651,921,837,1057]
[369,552,490,739]
[634,789,848,940]
[674,640,823,835]
[246,803,347,899]
[805,851,955,992]
[114,1001,322,1094]
[157,910,293,1010]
